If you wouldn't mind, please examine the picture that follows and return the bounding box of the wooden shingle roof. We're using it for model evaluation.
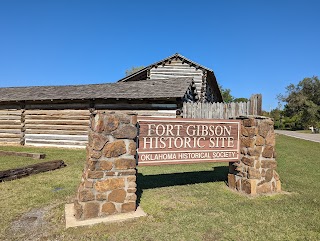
[0,77,195,102]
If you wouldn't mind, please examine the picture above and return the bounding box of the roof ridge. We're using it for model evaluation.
[117,53,213,82]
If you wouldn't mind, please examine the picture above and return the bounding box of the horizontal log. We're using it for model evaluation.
[25,119,89,125]
[0,120,21,125]
[25,103,90,110]
[25,115,89,120]
[150,69,203,75]
[25,124,88,131]
[25,109,89,115]
[0,160,66,182]
[0,116,21,120]
[0,129,21,134]
[0,133,21,138]
[25,134,88,141]
[0,125,21,129]
[25,129,88,135]
[0,110,21,115]
[94,103,177,110]
[0,105,21,110]
[25,139,87,146]
[26,142,86,149]
[0,150,45,159]
[0,138,21,143]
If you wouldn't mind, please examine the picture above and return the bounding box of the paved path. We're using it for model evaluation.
[275,130,320,143]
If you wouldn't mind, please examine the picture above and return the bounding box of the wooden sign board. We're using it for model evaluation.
[137,117,241,166]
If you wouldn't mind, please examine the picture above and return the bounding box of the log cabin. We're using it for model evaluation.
[0,53,222,148]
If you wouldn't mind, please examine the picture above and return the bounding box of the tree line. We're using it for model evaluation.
[264,76,319,130]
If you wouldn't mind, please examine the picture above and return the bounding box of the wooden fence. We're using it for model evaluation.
[182,94,262,119]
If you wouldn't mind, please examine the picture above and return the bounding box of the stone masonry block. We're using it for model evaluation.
[103,140,126,158]
[261,159,277,169]
[114,158,136,170]
[94,178,125,192]
[112,125,137,139]
[108,189,126,203]
[91,133,109,151]
[121,202,136,213]
[258,122,271,138]
[104,115,119,134]
[240,137,255,148]
[262,146,274,158]
[241,156,255,167]
[245,127,257,138]
[87,171,104,179]
[256,135,265,146]
[83,202,100,219]
[248,167,261,179]
[99,161,113,171]
[79,189,95,202]
[128,140,137,155]
[243,118,255,127]
[257,182,272,194]
[101,202,116,215]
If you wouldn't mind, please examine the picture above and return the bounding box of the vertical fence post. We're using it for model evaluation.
[20,102,26,146]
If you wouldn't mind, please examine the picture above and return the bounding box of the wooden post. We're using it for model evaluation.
[256,94,262,116]
[20,101,26,146]
[249,94,262,116]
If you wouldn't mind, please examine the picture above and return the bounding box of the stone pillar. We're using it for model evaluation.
[74,111,138,220]
[228,117,281,195]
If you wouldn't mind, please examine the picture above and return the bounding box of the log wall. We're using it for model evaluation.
[24,110,90,148]
[0,107,177,148]
[149,59,204,97]
[0,109,22,145]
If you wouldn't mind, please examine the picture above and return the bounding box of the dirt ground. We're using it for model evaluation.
[6,204,61,241]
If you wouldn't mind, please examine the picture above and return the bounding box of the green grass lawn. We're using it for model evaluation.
[295,130,313,134]
[0,135,320,240]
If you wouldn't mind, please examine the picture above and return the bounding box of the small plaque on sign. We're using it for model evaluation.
[137,117,241,166]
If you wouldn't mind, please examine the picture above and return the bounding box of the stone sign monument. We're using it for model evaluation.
[68,112,281,227]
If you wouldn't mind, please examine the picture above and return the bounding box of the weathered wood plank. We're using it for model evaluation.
[0,120,21,125]
[0,133,21,138]
[0,160,66,182]
[0,125,21,129]
[25,124,88,131]
[0,129,21,134]
[0,110,21,115]
[182,97,260,119]
[25,139,87,146]
[0,150,46,159]
[94,103,178,110]
[25,110,90,115]
[0,138,21,142]
[25,119,89,125]
[0,115,21,120]
[25,134,88,141]
[25,129,88,135]
[25,115,89,120]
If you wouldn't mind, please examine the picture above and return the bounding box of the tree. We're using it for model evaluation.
[278,76,320,129]
[219,85,233,103]
[233,97,249,103]
[125,66,144,76]
[219,84,248,103]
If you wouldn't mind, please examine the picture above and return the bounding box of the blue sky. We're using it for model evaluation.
[0,0,319,110]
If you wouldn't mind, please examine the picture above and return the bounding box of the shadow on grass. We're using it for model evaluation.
[136,166,229,205]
